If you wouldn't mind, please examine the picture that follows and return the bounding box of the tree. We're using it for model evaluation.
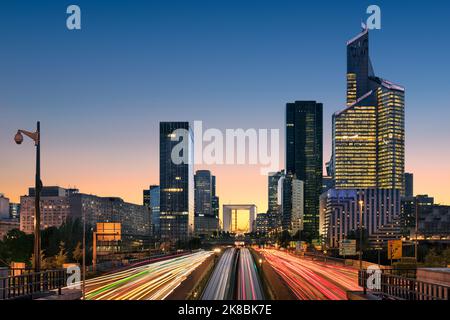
[72,241,83,264]
[188,237,201,250]
[54,241,68,268]
[424,248,446,267]
[0,229,33,265]
[443,248,450,264]
[30,249,52,270]
[278,230,292,248]
[0,219,92,268]
[346,228,369,252]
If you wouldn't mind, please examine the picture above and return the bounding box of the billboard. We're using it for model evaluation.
[96,222,121,241]
[388,240,402,260]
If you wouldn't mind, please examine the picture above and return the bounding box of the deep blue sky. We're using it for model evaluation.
[1,0,450,207]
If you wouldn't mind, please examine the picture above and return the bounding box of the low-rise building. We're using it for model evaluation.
[20,187,71,233]
[20,187,151,240]
[0,194,10,220]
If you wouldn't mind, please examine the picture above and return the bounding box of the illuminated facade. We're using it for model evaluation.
[20,187,71,233]
[322,188,401,249]
[255,213,269,234]
[333,96,377,189]
[149,186,160,238]
[279,174,305,236]
[376,80,405,190]
[20,187,150,238]
[159,122,194,242]
[194,170,219,236]
[144,185,160,238]
[333,27,405,192]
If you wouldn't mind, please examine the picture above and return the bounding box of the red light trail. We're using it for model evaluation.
[258,249,361,300]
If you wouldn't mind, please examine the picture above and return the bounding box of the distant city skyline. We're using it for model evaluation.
[1,1,450,213]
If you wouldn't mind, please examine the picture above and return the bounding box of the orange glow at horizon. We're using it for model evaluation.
[1,141,450,213]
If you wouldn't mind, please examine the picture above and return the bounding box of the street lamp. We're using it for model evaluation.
[414,197,419,262]
[82,207,86,300]
[358,200,364,271]
[15,121,42,272]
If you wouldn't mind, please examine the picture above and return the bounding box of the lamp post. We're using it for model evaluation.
[15,121,42,272]
[414,197,419,262]
[358,200,364,271]
[82,207,86,300]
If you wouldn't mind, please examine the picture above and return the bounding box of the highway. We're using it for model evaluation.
[84,250,213,300]
[237,248,264,300]
[258,249,361,300]
[201,248,236,300]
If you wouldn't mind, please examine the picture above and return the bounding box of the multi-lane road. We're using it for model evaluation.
[237,248,264,300]
[202,248,236,300]
[257,249,361,300]
[202,247,264,300]
[84,251,213,300]
[82,247,360,300]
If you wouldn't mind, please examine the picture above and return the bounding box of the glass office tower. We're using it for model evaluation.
[333,27,405,192]
[211,175,219,223]
[159,122,194,242]
[149,186,160,238]
[267,170,285,230]
[286,101,323,240]
[194,170,219,235]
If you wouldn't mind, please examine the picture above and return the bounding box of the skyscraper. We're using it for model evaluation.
[323,26,406,250]
[286,101,323,240]
[404,173,414,197]
[333,27,405,192]
[211,175,219,226]
[148,186,161,238]
[159,122,194,242]
[194,170,219,235]
[195,170,212,217]
[143,185,161,238]
[267,171,284,230]
[279,173,304,236]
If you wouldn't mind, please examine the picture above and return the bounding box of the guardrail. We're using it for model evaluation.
[359,270,449,300]
[0,269,67,300]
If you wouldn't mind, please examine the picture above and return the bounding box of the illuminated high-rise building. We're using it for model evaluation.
[279,173,304,236]
[194,170,219,236]
[211,175,219,225]
[333,27,405,192]
[159,122,194,242]
[144,185,161,238]
[375,78,405,191]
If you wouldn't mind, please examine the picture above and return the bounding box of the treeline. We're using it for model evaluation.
[0,219,92,269]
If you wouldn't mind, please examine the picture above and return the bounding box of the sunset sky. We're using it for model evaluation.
[1,0,450,216]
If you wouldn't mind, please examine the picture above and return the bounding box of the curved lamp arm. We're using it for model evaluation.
[16,129,39,145]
